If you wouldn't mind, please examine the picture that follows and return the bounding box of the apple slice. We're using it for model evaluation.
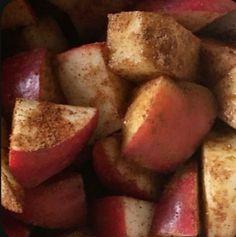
[137,0,236,32]
[16,172,87,229]
[202,127,236,237]
[200,39,236,87]
[2,48,64,118]
[93,134,162,201]
[2,211,31,237]
[213,67,236,129]
[19,17,68,53]
[1,0,36,29]
[57,42,128,140]
[9,98,98,188]
[122,76,217,172]
[93,196,155,237]
[150,160,199,237]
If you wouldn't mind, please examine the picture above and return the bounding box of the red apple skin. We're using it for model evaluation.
[15,172,87,229]
[137,0,236,31]
[2,48,63,119]
[2,211,31,237]
[123,77,217,172]
[94,197,126,237]
[150,161,199,237]
[93,135,162,201]
[10,111,98,188]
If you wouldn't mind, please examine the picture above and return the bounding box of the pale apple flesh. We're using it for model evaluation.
[93,196,155,237]
[150,160,199,236]
[123,76,216,172]
[15,172,87,229]
[9,99,98,188]
[202,127,236,237]
[93,134,162,201]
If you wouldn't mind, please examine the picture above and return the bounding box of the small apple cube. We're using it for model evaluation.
[57,42,128,140]
[1,0,36,29]
[9,98,98,188]
[2,211,31,237]
[107,11,200,81]
[2,48,63,118]
[122,76,217,172]
[150,161,199,237]
[19,17,68,53]
[137,0,236,32]
[16,172,87,229]
[213,67,236,129]
[202,127,236,237]
[93,134,162,201]
[93,196,155,237]
[1,148,24,213]
[200,39,236,87]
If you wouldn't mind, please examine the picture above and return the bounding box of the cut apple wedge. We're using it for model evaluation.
[93,134,162,201]
[1,148,24,214]
[137,0,236,32]
[16,172,87,229]
[9,98,98,188]
[19,17,68,53]
[123,76,217,172]
[2,211,31,237]
[93,196,155,237]
[1,0,36,29]
[2,48,64,118]
[150,160,199,237]
[213,67,236,129]
[57,42,128,140]
[202,127,236,237]
[200,38,236,87]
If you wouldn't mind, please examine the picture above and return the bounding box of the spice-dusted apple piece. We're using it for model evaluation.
[214,67,236,129]
[107,11,200,81]
[1,118,24,213]
[2,48,63,118]
[57,42,128,140]
[16,172,87,229]
[1,0,36,29]
[93,196,155,237]
[9,98,98,188]
[137,0,236,32]
[200,39,236,87]
[93,134,162,201]
[122,76,217,172]
[202,127,236,237]
[19,17,68,53]
[2,211,31,237]
[150,161,199,237]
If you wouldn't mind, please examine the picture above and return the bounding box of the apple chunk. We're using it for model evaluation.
[9,98,98,188]
[1,0,36,29]
[213,67,236,129]
[93,196,155,237]
[137,0,236,32]
[2,48,63,118]
[107,11,200,81]
[150,160,199,237]
[16,172,87,229]
[93,134,162,201]
[123,76,217,172]
[57,42,128,140]
[202,127,236,237]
